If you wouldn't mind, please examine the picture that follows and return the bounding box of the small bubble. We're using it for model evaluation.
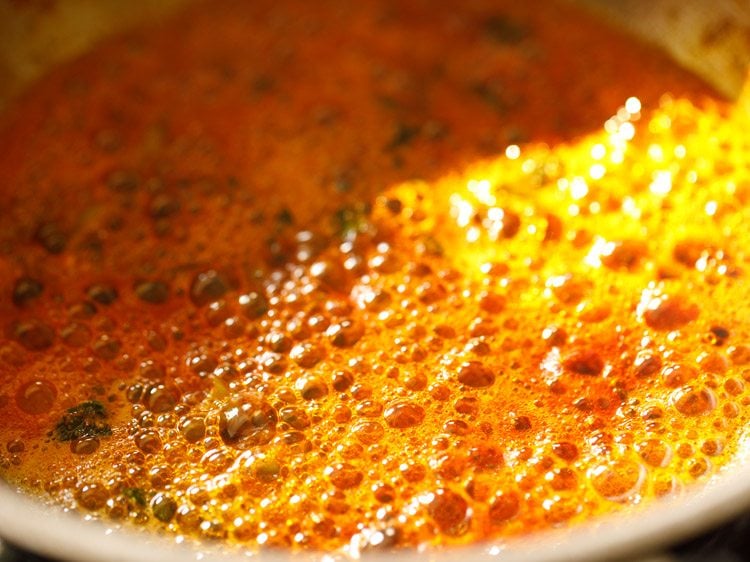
[400,461,427,482]
[76,482,109,510]
[432,452,466,479]
[728,344,750,365]
[468,444,503,469]
[6,440,24,453]
[356,400,384,418]
[488,491,520,524]
[562,348,604,376]
[332,404,352,424]
[543,214,564,242]
[372,482,396,503]
[326,319,364,348]
[673,239,712,269]
[688,457,710,478]
[14,320,55,351]
[295,375,329,400]
[542,495,580,523]
[352,421,385,444]
[87,284,118,305]
[68,301,97,320]
[238,292,269,318]
[149,465,173,488]
[635,439,671,467]
[151,493,177,522]
[145,385,178,413]
[671,386,716,416]
[546,467,577,491]
[146,330,168,351]
[724,378,744,396]
[278,406,311,430]
[106,169,139,192]
[325,462,363,489]
[12,277,44,307]
[424,488,470,536]
[478,292,506,314]
[290,342,326,368]
[253,456,283,483]
[403,370,427,391]
[512,416,532,431]
[91,334,121,360]
[187,351,218,376]
[139,360,165,381]
[547,274,590,305]
[134,429,162,454]
[149,194,180,219]
[443,419,470,436]
[589,460,645,501]
[16,379,57,415]
[383,401,425,428]
[661,363,697,388]
[454,396,479,415]
[552,442,578,461]
[219,393,277,448]
[61,323,92,347]
[708,326,730,346]
[34,223,67,254]
[696,351,729,374]
[456,361,495,387]
[310,259,350,292]
[701,438,724,456]
[190,270,231,307]
[70,437,100,455]
[178,416,206,443]
[633,350,661,377]
[542,325,567,347]
[134,280,169,304]
[599,240,647,270]
[331,370,354,392]
[642,295,699,331]
[434,324,457,339]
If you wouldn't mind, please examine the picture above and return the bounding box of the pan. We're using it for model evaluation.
[1,1,749,560]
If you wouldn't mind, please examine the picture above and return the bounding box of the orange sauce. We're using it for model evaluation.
[0,0,747,553]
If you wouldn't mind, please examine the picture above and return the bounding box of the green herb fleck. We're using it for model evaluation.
[386,122,419,151]
[53,400,112,441]
[484,15,528,45]
[421,235,444,257]
[275,207,294,226]
[123,487,148,507]
[472,81,508,115]
[210,377,230,400]
[334,203,371,240]
[333,171,354,193]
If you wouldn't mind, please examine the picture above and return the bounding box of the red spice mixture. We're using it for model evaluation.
[2,0,748,553]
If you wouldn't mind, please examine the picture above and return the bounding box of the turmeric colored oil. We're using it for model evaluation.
[1,0,749,554]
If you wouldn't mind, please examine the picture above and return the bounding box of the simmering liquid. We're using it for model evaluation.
[1,0,748,553]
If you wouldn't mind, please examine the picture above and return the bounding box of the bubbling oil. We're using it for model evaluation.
[0,0,749,555]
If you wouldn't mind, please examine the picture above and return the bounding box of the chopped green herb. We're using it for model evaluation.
[472,82,508,115]
[333,171,354,193]
[210,377,230,400]
[483,15,528,45]
[421,235,444,257]
[333,203,371,240]
[53,400,112,441]
[386,122,419,150]
[123,487,148,507]
[275,207,294,226]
